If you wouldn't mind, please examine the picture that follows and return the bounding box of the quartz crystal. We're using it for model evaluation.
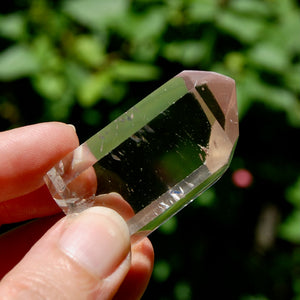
[44,71,238,238]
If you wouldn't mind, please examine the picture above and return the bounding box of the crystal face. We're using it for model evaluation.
[44,71,238,238]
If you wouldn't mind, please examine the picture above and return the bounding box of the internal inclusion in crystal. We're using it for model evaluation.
[44,71,238,237]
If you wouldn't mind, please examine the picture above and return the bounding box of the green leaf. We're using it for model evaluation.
[216,11,266,43]
[257,86,298,120]
[116,8,167,42]
[247,42,290,73]
[159,216,178,235]
[229,0,271,17]
[174,281,192,300]
[65,61,89,88]
[285,177,300,209]
[279,210,300,244]
[111,60,160,81]
[0,13,26,40]
[235,84,253,120]
[129,41,159,63]
[284,64,300,93]
[63,0,128,30]
[31,35,63,71]
[46,88,75,121]
[186,0,219,23]
[101,81,127,105]
[153,260,171,282]
[77,72,111,107]
[33,73,66,101]
[224,52,246,74]
[162,40,208,66]
[194,188,216,207]
[0,45,39,81]
[72,35,105,67]
[261,4,300,56]
[236,71,300,125]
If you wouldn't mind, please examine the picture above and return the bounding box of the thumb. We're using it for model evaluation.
[0,207,131,300]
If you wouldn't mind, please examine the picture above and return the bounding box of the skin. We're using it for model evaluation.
[0,122,154,300]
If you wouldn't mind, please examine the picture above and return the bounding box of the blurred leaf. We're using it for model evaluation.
[117,8,167,42]
[72,35,105,67]
[0,45,39,80]
[45,84,75,120]
[31,35,63,71]
[193,188,216,207]
[33,73,66,101]
[62,0,128,30]
[186,0,219,23]
[247,42,290,73]
[293,277,300,299]
[265,4,300,56]
[153,260,171,282]
[237,72,300,126]
[77,72,111,107]
[235,85,253,120]
[111,60,160,81]
[285,177,300,209]
[216,11,266,43]
[174,281,192,300]
[129,41,159,62]
[229,0,271,17]
[281,12,300,54]
[101,81,127,105]
[65,61,89,88]
[162,40,208,66]
[224,52,246,74]
[284,64,300,93]
[29,0,67,37]
[279,210,300,244]
[256,85,300,127]
[159,216,178,235]
[0,13,26,40]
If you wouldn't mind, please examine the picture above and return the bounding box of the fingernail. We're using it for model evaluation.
[109,192,124,199]
[67,124,76,132]
[59,207,130,278]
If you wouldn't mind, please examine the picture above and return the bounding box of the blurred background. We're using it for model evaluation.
[1,0,300,299]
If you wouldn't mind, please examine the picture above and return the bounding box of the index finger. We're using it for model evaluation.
[0,122,79,202]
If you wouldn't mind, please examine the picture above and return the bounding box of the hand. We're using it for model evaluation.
[0,122,154,300]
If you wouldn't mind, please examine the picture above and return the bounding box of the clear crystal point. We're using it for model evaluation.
[44,70,238,239]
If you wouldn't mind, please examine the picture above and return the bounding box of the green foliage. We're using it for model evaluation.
[153,259,171,282]
[0,45,39,80]
[62,0,129,30]
[1,0,300,299]
[0,13,26,40]
[193,188,216,207]
[159,216,178,235]
[174,281,192,300]
[279,178,300,243]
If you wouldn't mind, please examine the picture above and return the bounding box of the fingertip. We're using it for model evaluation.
[59,206,131,278]
[0,122,79,201]
[67,124,76,132]
[114,237,154,300]
[132,237,155,271]
[0,207,132,300]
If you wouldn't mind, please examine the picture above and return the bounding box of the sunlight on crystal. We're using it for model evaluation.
[44,71,238,239]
